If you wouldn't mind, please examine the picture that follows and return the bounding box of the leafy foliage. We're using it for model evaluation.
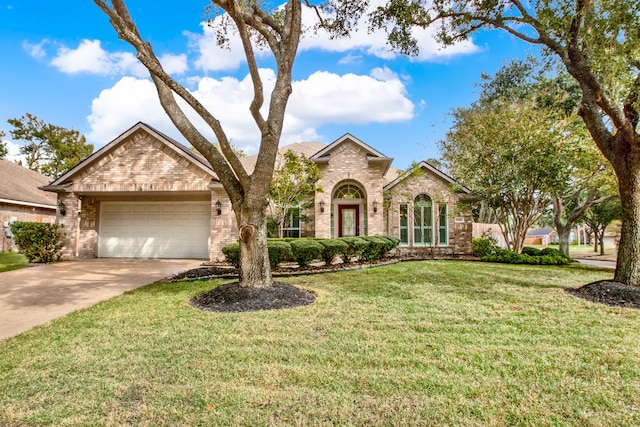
[267,239,293,268]
[268,150,322,237]
[370,0,640,284]
[482,247,572,266]
[472,232,500,257]
[318,238,349,265]
[9,222,64,263]
[0,130,7,159]
[289,239,324,267]
[7,113,93,178]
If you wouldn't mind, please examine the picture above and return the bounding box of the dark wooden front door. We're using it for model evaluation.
[338,205,359,237]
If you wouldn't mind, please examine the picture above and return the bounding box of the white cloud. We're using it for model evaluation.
[188,24,270,72]
[3,139,26,164]
[188,1,479,72]
[51,39,148,77]
[160,53,188,74]
[86,68,414,153]
[22,39,49,59]
[296,0,480,61]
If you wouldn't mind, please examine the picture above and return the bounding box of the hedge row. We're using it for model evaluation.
[483,246,573,265]
[222,236,400,268]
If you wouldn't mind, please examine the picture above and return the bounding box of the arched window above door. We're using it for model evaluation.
[334,183,365,200]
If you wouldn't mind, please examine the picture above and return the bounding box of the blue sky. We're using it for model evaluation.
[0,0,540,170]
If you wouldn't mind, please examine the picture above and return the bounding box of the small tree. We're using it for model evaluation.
[268,150,322,238]
[583,195,622,256]
[7,113,93,178]
[370,0,640,285]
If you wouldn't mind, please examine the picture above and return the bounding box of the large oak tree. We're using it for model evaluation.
[93,0,351,288]
[372,0,640,285]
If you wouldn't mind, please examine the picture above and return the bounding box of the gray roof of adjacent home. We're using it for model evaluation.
[0,159,56,208]
[527,226,555,237]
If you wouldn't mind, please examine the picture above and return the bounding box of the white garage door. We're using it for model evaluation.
[99,201,211,258]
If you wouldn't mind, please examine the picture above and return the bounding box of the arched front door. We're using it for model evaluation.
[333,182,366,238]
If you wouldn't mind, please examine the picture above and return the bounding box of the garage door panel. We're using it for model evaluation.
[99,201,211,258]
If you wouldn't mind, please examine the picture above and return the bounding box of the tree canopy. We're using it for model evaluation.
[93,0,349,288]
[373,0,640,285]
[7,113,93,178]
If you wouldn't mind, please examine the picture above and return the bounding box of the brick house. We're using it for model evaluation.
[1,159,57,252]
[42,122,473,261]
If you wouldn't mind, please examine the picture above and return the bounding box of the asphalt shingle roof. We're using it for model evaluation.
[0,159,56,207]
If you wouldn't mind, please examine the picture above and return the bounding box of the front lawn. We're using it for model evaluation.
[0,252,28,273]
[1,261,638,426]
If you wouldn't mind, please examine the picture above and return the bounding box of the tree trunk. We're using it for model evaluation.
[614,167,640,285]
[557,227,571,257]
[600,233,605,256]
[237,203,272,288]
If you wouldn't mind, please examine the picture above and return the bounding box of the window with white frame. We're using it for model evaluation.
[399,203,409,245]
[282,205,301,238]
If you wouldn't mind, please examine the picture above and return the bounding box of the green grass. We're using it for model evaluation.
[0,251,28,272]
[1,261,639,426]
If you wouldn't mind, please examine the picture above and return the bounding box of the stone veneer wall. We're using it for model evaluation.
[1,202,56,252]
[385,168,473,256]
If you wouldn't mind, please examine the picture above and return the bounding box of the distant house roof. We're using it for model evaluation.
[0,159,56,208]
[527,226,555,237]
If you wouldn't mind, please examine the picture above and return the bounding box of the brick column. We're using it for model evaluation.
[57,193,80,260]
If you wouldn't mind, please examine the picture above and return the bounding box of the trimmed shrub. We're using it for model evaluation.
[360,236,388,262]
[472,233,500,257]
[482,248,571,265]
[540,247,565,257]
[221,243,240,268]
[289,239,324,267]
[318,239,349,265]
[522,246,542,256]
[9,222,64,263]
[267,239,293,268]
[338,237,368,263]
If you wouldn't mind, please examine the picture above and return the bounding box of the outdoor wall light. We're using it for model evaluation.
[373,199,378,213]
[57,200,66,216]
[319,200,325,213]
[215,199,222,215]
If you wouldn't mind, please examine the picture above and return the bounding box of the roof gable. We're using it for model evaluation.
[43,122,217,192]
[0,159,56,208]
[384,161,471,194]
[310,133,393,175]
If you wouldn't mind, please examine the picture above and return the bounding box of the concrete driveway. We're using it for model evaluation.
[0,258,202,340]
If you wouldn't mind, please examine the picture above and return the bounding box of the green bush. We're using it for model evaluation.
[318,239,349,265]
[522,246,542,256]
[360,236,387,262]
[482,248,571,265]
[472,232,500,257]
[221,243,241,268]
[9,222,64,263]
[267,239,293,268]
[338,237,368,263]
[289,239,324,267]
[540,247,565,257]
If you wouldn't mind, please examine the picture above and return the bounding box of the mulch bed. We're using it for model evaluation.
[566,280,640,309]
[190,281,315,312]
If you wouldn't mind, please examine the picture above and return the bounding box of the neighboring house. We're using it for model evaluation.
[42,122,474,261]
[525,226,557,246]
[0,159,57,251]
